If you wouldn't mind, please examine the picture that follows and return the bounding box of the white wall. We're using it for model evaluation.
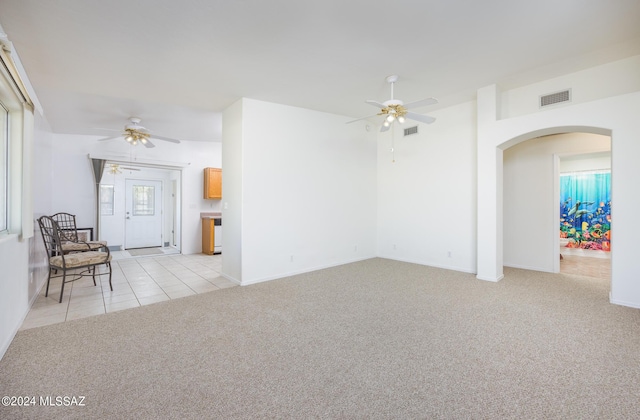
[501,55,640,119]
[222,98,377,285]
[377,101,477,273]
[0,234,29,358]
[29,111,53,299]
[560,152,610,173]
[221,99,243,283]
[50,134,221,255]
[503,133,610,272]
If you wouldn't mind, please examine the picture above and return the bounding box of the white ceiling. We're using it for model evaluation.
[0,0,639,143]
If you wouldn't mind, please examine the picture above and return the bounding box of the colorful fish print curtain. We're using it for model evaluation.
[560,171,611,251]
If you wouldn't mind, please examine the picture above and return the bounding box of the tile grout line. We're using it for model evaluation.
[114,259,144,307]
[134,257,177,299]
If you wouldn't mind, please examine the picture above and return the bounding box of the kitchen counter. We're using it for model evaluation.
[200,212,222,219]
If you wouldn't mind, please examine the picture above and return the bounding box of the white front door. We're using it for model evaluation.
[125,179,163,249]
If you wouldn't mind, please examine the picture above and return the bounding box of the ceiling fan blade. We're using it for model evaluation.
[121,167,141,171]
[405,112,436,124]
[94,128,122,132]
[149,134,181,144]
[403,97,438,110]
[142,140,156,148]
[97,136,121,142]
[380,124,391,132]
[346,114,380,124]
[365,100,387,109]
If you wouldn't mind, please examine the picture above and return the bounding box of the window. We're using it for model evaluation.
[0,100,7,233]
[0,34,34,237]
[132,185,155,216]
[100,185,114,215]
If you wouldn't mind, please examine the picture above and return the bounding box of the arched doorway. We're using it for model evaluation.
[501,132,611,281]
[477,86,640,308]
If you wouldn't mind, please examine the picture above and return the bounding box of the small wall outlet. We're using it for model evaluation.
[290,255,294,262]
[393,244,397,250]
[447,251,452,258]
[354,245,358,252]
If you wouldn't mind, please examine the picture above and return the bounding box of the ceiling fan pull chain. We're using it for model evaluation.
[391,125,395,163]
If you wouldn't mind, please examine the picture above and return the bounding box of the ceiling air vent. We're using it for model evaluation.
[404,126,418,136]
[540,89,571,108]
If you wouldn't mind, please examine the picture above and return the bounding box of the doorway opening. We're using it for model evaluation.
[558,153,611,280]
[502,131,611,287]
[99,162,182,256]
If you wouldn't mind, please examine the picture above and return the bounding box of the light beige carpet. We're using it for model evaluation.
[1,258,639,419]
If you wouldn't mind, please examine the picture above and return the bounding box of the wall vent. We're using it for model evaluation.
[404,126,418,136]
[540,89,571,107]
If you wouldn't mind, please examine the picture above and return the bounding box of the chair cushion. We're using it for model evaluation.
[61,241,107,252]
[50,251,112,268]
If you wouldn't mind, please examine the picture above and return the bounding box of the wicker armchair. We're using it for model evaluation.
[51,212,107,254]
[38,215,113,303]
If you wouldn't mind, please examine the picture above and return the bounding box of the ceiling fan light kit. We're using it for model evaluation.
[124,129,150,146]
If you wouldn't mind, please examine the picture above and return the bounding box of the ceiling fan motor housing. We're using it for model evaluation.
[383,99,403,107]
[125,117,146,131]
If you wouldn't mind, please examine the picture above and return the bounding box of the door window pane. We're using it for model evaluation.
[132,185,155,216]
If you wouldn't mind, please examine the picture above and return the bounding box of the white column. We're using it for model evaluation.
[476,85,504,282]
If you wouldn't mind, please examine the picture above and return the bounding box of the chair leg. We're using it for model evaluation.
[59,271,66,303]
[107,262,113,291]
[91,265,97,286]
[45,269,52,297]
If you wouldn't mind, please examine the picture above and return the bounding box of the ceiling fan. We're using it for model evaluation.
[348,75,438,132]
[108,163,140,175]
[97,117,182,148]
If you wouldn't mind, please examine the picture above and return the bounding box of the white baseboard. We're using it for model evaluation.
[609,294,640,309]
[376,254,477,275]
[238,256,375,286]
[476,274,504,282]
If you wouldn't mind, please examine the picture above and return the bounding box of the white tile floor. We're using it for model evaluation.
[21,249,236,330]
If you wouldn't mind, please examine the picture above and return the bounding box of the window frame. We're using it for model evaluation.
[0,99,7,234]
[0,34,36,240]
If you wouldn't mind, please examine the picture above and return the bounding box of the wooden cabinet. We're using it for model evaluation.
[202,217,215,255]
[204,167,222,199]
